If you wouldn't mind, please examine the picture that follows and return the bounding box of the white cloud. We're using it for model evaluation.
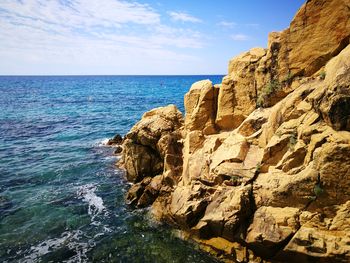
[217,21,236,28]
[0,0,205,74]
[168,11,202,23]
[231,34,249,41]
[0,0,161,27]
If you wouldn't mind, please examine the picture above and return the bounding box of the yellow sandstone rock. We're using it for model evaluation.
[118,0,350,261]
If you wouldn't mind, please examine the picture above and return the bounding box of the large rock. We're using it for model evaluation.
[259,80,321,148]
[122,140,163,182]
[184,80,218,135]
[121,105,184,210]
[181,130,262,187]
[126,104,183,149]
[120,104,183,183]
[276,0,350,77]
[209,133,249,170]
[237,108,271,137]
[209,133,263,184]
[324,43,350,87]
[246,206,300,257]
[218,0,350,121]
[216,48,267,130]
[126,177,151,206]
[313,142,350,208]
[170,182,210,228]
[314,44,350,131]
[181,131,228,185]
[253,165,319,209]
[276,202,350,262]
[194,185,253,241]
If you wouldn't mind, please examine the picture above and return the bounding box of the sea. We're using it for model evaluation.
[0,75,223,263]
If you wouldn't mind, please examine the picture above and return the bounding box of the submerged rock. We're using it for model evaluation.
[107,134,123,145]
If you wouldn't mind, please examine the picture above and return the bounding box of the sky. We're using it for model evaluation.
[0,0,305,75]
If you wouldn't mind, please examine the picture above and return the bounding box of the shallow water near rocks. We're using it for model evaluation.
[0,76,223,262]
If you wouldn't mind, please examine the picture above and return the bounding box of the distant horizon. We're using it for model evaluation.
[0,74,225,77]
[0,0,304,75]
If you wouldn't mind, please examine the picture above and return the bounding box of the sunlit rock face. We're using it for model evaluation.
[118,0,350,261]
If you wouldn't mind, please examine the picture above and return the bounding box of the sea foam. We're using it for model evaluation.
[96,138,109,147]
[77,184,106,220]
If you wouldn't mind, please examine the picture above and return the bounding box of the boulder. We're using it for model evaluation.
[126,182,145,206]
[184,80,219,135]
[122,139,163,182]
[276,0,350,77]
[137,175,164,208]
[315,44,350,131]
[312,143,350,208]
[194,185,253,241]
[126,104,183,150]
[253,165,319,209]
[276,202,350,262]
[246,206,300,257]
[261,134,291,171]
[209,133,249,170]
[170,182,210,228]
[216,48,267,130]
[237,108,271,137]
[120,105,183,182]
[113,145,123,154]
[107,134,123,145]
[324,43,350,87]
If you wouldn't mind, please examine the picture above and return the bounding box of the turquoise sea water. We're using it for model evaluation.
[0,76,223,263]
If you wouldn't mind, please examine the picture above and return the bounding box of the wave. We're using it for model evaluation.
[76,184,106,221]
[23,230,88,263]
[21,185,111,262]
[96,138,109,147]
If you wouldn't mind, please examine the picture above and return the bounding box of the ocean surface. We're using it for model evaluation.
[0,75,223,263]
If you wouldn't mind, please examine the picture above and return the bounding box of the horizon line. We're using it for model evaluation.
[0,74,226,77]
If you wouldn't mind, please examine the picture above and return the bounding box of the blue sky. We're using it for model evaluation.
[0,0,305,75]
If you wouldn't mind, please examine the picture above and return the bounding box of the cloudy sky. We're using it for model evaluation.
[0,0,304,75]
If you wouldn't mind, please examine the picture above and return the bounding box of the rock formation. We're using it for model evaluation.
[117,0,350,262]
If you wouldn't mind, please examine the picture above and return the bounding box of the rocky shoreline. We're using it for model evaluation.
[114,0,350,262]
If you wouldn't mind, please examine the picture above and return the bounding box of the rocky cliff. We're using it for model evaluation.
[117,0,350,262]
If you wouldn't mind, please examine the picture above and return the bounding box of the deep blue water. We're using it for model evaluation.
[0,76,223,263]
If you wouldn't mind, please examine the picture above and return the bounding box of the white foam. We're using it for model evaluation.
[21,184,111,262]
[96,138,109,147]
[23,230,88,263]
[77,184,106,220]
[103,156,117,161]
[25,234,69,261]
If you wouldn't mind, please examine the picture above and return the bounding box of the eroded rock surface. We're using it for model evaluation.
[119,104,183,186]
[117,0,350,261]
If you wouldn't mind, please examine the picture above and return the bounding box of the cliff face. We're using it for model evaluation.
[118,0,350,262]
[218,0,350,129]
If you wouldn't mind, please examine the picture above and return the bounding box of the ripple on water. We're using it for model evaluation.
[0,75,223,262]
